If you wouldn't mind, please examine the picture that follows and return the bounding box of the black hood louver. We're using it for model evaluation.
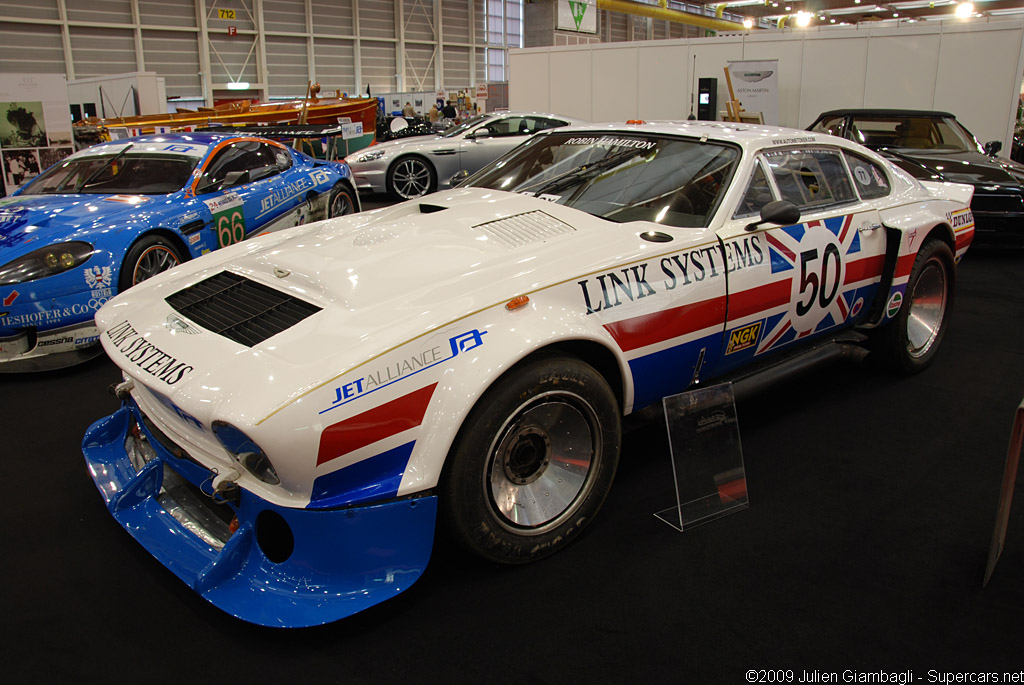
[165,271,321,347]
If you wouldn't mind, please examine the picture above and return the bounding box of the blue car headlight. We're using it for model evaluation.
[212,421,281,485]
[0,241,95,285]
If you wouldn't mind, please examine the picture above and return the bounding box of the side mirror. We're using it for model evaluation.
[468,128,490,140]
[745,200,801,232]
[449,169,470,188]
[983,140,1003,156]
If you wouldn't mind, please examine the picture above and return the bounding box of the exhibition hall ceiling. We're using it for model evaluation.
[695,0,1024,24]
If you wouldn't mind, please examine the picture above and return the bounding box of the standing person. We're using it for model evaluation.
[8,154,25,186]
[428,103,439,123]
[402,101,416,117]
[441,100,457,119]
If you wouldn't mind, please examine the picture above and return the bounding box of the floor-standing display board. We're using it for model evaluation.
[0,74,73,196]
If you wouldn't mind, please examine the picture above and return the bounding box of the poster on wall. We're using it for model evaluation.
[726,60,779,126]
[557,0,597,34]
[0,74,73,196]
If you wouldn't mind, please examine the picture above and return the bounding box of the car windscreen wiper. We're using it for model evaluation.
[76,144,134,192]
[523,147,646,198]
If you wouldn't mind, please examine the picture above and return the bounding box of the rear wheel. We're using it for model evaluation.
[387,156,435,200]
[877,238,954,373]
[328,184,356,217]
[119,235,185,291]
[440,355,621,564]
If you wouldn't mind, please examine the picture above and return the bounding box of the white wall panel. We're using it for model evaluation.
[70,27,137,80]
[742,33,804,129]
[314,38,357,94]
[208,0,257,32]
[442,0,471,43]
[933,23,1024,149]
[312,0,354,36]
[361,39,398,90]
[404,1,437,43]
[359,1,397,40]
[798,35,866,127]
[266,35,308,97]
[591,45,637,123]
[510,19,1024,150]
[0,22,65,74]
[404,43,437,91]
[65,0,132,24]
[443,45,472,89]
[636,42,688,121]
[508,50,548,112]
[0,0,59,21]
[549,49,591,120]
[209,35,259,84]
[264,0,307,34]
[142,30,201,97]
[138,0,196,28]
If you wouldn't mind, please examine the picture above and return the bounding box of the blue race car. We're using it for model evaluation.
[0,133,358,371]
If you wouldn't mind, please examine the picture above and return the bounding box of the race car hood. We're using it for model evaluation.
[873,148,1024,187]
[96,187,692,421]
[0,193,164,254]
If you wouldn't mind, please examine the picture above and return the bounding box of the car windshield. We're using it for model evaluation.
[20,152,199,195]
[466,132,741,228]
[439,114,489,138]
[840,115,981,153]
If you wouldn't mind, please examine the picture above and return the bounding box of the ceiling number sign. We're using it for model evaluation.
[218,9,236,20]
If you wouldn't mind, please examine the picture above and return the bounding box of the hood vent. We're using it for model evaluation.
[473,210,576,249]
[165,271,321,347]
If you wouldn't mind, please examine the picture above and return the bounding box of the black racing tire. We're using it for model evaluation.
[118,234,186,292]
[328,184,357,218]
[386,155,436,200]
[876,237,955,373]
[440,354,621,564]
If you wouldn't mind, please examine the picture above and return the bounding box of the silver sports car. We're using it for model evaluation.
[345,111,585,200]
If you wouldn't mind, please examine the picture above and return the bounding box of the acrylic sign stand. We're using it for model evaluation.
[655,382,749,531]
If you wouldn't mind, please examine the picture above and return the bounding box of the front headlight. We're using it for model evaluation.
[350,148,386,163]
[212,421,281,485]
[0,241,95,285]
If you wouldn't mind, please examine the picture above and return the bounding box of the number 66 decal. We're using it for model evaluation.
[217,209,246,248]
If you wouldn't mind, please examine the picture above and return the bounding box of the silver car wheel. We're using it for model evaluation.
[389,157,434,199]
[905,256,947,359]
[486,391,600,534]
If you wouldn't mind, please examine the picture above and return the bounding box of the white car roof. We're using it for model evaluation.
[547,120,853,155]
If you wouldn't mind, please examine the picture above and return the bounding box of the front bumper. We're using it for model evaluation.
[0,320,102,372]
[350,167,387,193]
[82,402,437,628]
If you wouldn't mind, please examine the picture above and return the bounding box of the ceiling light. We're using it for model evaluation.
[955,2,973,17]
[796,10,811,26]
[743,18,754,28]
[226,82,250,90]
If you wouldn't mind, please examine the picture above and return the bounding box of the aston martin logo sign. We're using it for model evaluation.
[558,0,597,33]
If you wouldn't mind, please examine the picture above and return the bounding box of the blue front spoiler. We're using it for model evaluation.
[82,404,437,628]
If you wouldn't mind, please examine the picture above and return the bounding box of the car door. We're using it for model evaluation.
[712,146,888,376]
[457,115,548,175]
[194,141,299,250]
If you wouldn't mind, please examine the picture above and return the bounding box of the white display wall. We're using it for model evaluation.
[509,18,1024,151]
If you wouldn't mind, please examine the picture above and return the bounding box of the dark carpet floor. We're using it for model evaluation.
[3,250,1022,683]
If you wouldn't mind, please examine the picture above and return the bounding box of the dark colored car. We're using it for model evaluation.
[808,109,1024,246]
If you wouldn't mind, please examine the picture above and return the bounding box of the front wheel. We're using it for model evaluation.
[440,355,621,564]
[877,238,954,373]
[386,156,435,200]
[118,235,185,291]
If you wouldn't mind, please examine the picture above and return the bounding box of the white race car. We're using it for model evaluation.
[82,122,974,627]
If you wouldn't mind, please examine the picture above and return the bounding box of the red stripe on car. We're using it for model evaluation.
[317,383,438,466]
[728,279,792,320]
[844,255,885,284]
[603,296,727,352]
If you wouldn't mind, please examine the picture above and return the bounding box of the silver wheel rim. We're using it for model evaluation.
[330,190,352,217]
[487,391,600,534]
[132,245,180,286]
[391,158,432,199]
[906,257,947,359]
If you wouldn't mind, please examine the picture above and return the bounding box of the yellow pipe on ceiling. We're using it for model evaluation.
[594,0,749,33]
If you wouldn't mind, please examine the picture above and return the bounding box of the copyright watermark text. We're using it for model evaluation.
[743,671,1024,684]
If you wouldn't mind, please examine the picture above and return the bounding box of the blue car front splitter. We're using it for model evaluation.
[82,403,437,628]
